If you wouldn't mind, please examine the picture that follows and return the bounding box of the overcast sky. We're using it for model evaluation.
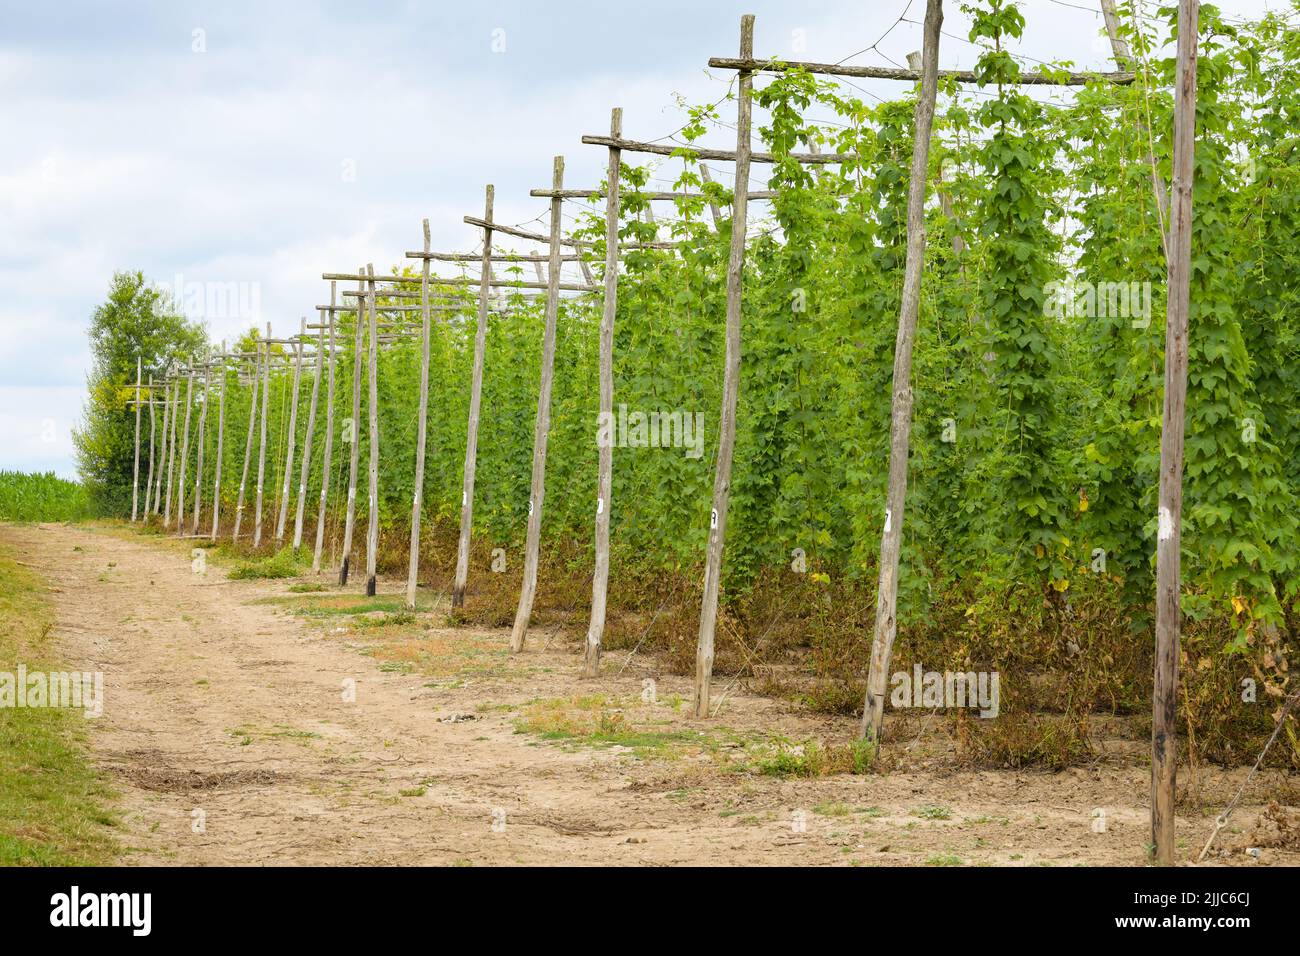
[0,0,1277,477]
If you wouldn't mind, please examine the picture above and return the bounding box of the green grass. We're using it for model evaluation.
[0,539,117,864]
[227,546,307,580]
[0,471,96,523]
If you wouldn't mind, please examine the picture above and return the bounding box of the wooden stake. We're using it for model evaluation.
[191,362,212,534]
[174,368,194,536]
[293,322,323,549]
[131,356,142,521]
[233,343,262,542]
[210,352,228,540]
[253,324,272,548]
[693,16,754,719]
[340,272,366,585]
[510,156,566,653]
[406,223,433,609]
[313,288,339,574]
[698,163,723,227]
[452,187,495,608]
[364,266,380,597]
[1152,0,1198,868]
[862,0,944,745]
[275,318,306,542]
[144,373,157,520]
[585,108,623,677]
[163,377,180,527]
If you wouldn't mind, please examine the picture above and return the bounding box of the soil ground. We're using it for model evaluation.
[3,521,1297,867]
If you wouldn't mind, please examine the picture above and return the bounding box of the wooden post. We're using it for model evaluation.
[174,367,194,536]
[340,272,366,585]
[253,324,272,548]
[364,266,380,597]
[190,361,212,534]
[293,321,323,549]
[510,157,567,653]
[144,373,157,520]
[584,108,623,677]
[275,320,306,542]
[698,163,723,227]
[693,16,754,718]
[452,187,495,608]
[160,377,176,520]
[163,377,180,525]
[861,0,944,744]
[210,352,228,540]
[131,356,142,521]
[406,223,433,609]
[233,345,261,541]
[1152,0,1198,867]
[313,287,339,573]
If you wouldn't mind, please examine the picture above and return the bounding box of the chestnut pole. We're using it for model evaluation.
[253,324,272,547]
[406,223,433,609]
[163,377,180,525]
[510,157,566,652]
[144,374,156,519]
[152,376,170,515]
[210,352,228,540]
[313,290,339,574]
[174,367,194,535]
[364,266,380,597]
[233,345,262,541]
[275,319,306,542]
[293,322,324,549]
[1151,0,1198,867]
[131,356,142,521]
[190,361,212,534]
[861,0,944,745]
[584,107,623,677]
[693,15,754,718]
[340,272,366,585]
[452,186,495,608]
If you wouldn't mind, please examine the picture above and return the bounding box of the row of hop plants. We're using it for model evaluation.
[0,472,96,523]
[120,2,1299,766]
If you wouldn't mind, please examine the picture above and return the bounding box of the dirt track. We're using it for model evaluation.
[3,521,1295,866]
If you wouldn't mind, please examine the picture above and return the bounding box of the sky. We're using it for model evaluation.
[0,0,1281,478]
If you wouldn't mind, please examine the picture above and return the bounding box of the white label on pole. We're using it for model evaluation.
[299,483,305,496]
[710,508,718,530]
[1158,506,1173,541]
[462,490,467,507]
[528,499,534,516]
[596,497,604,515]
[884,508,892,534]
[348,487,356,501]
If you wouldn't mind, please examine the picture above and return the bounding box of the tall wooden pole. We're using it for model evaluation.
[862,0,944,744]
[340,272,366,585]
[163,377,180,525]
[275,320,306,542]
[406,223,433,608]
[174,367,194,536]
[294,321,324,549]
[452,186,495,607]
[190,362,212,535]
[693,15,754,718]
[1152,0,1198,867]
[364,266,381,597]
[584,108,622,677]
[144,373,157,520]
[510,157,566,652]
[210,352,228,540]
[131,356,142,521]
[313,287,339,573]
[253,324,272,548]
[233,345,262,541]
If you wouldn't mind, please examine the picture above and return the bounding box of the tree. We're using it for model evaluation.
[73,271,207,514]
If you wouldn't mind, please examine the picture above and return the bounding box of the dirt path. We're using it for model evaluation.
[3,522,1295,866]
